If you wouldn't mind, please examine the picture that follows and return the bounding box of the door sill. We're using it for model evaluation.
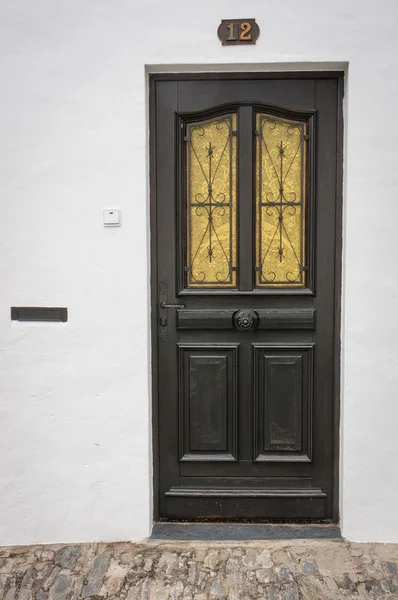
[150,522,342,541]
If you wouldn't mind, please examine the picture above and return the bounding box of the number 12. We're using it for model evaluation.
[226,22,252,42]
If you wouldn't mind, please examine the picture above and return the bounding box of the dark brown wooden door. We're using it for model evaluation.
[151,74,342,521]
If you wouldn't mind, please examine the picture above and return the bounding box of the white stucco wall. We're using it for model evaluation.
[1,0,397,545]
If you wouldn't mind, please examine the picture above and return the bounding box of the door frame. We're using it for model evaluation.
[149,71,344,523]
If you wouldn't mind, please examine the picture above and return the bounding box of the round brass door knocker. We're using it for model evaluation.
[233,309,259,332]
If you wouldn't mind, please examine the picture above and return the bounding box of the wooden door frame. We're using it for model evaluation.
[149,71,344,524]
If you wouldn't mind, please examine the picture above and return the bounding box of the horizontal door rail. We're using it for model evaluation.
[177,308,315,330]
[166,486,326,498]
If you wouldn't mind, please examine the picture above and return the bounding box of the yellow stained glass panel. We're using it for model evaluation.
[256,114,307,287]
[186,114,237,287]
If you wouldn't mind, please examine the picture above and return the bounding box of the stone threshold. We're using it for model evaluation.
[150,522,342,541]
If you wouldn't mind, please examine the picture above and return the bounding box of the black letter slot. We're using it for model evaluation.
[11,307,68,322]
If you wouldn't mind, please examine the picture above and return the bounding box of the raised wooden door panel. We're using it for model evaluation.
[151,74,342,521]
[254,345,313,463]
[178,344,238,462]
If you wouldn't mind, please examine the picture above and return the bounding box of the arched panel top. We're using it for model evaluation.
[178,101,316,125]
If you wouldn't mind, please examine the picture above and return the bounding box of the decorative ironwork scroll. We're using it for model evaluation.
[255,114,307,287]
[185,114,237,288]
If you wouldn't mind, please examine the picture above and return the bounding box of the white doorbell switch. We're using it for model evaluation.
[103,209,121,226]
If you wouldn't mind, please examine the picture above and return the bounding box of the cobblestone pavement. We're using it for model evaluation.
[1,539,398,599]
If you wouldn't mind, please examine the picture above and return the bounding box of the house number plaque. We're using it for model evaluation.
[218,19,259,46]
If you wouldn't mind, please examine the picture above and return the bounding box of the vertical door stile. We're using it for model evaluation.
[238,106,254,291]
[156,81,180,509]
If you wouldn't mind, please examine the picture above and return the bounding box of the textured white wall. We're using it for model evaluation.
[0,0,397,544]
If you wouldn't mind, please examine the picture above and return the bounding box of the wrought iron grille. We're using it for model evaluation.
[256,114,307,287]
[185,114,237,288]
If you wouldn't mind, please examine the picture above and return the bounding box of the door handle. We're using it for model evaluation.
[160,302,185,309]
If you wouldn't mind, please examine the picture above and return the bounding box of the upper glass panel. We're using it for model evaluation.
[185,114,237,288]
[255,113,307,287]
